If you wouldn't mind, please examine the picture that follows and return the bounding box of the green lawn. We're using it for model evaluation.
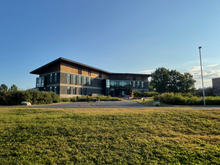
[0,108,220,164]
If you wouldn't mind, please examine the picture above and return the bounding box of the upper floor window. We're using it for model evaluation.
[137,81,140,87]
[73,75,76,84]
[78,68,82,75]
[89,77,91,85]
[50,74,53,82]
[50,87,52,91]
[55,73,57,82]
[141,82,144,88]
[88,70,91,76]
[79,76,82,84]
[67,74,71,83]
[67,87,71,94]
[84,77,87,85]
[106,79,110,88]
[36,77,44,87]
[133,76,136,80]
[133,81,136,88]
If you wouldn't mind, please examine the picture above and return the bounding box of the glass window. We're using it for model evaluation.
[55,73,57,82]
[133,81,135,88]
[54,86,57,94]
[73,87,76,94]
[79,76,82,84]
[73,75,76,84]
[50,87,52,91]
[41,77,44,87]
[141,82,144,88]
[106,79,110,88]
[67,87,71,94]
[50,74,53,82]
[89,77,91,85]
[84,77,87,85]
[137,81,140,87]
[110,80,115,86]
[116,81,119,87]
[126,80,131,86]
[67,74,71,83]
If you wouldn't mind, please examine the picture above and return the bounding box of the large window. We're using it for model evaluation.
[84,77,87,85]
[67,74,71,84]
[116,81,119,87]
[137,81,140,87]
[73,75,76,84]
[67,87,71,94]
[89,77,91,85]
[36,77,44,87]
[79,76,82,84]
[50,87,52,91]
[133,81,136,88]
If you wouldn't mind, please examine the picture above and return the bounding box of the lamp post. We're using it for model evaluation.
[198,46,206,105]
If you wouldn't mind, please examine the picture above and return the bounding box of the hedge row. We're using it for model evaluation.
[62,95,121,102]
[154,93,220,105]
[0,90,121,105]
[0,90,60,105]
[132,91,159,97]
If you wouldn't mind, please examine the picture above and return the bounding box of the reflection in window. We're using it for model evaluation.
[137,81,140,87]
[73,75,76,84]
[50,74,53,82]
[110,80,115,86]
[50,87,52,91]
[73,87,76,94]
[133,81,135,88]
[116,81,119,87]
[67,87,71,94]
[89,77,91,85]
[55,73,57,82]
[67,74,71,83]
[79,76,82,84]
[54,86,57,94]
[141,82,144,88]
[106,79,110,88]
[84,77,87,85]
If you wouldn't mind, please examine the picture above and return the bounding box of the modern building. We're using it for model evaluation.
[212,77,220,96]
[30,57,151,97]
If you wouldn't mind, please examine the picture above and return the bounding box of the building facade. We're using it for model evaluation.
[30,57,151,97]
[212,77,220,96]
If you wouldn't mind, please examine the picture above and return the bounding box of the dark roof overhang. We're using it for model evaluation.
[30,57,111,74]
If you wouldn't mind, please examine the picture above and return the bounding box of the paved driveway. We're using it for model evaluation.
[0,100,150,109]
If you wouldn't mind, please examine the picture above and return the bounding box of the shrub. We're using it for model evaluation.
[61,98,71,102]
[153,93,220,105]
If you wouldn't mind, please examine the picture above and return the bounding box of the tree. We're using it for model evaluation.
[151,67,170,93]
[151,68,196,93]
[0,84,8,92]
[9,84,18,92]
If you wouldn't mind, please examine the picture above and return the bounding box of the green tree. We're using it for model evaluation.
[9,84,18,92]
[181,73,196,93]
[0,84,8,92]
[151,67,170,93]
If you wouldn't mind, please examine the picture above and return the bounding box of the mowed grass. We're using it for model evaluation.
[0,108,220,164]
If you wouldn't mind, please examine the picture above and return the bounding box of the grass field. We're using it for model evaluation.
[0,108,220,164]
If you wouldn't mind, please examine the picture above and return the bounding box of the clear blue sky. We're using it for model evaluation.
[1,0,220,89]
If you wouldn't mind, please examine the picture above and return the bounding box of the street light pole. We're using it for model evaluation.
[198,46,206,105]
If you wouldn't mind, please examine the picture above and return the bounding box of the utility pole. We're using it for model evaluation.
[198,46,206,105]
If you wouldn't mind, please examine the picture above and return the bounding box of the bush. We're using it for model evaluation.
[61,98,71,102]
[154,93,220,105]
[132,91,159,98]
[0,90,61,105]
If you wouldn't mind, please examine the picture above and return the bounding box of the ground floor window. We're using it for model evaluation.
[67,87,71,94]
